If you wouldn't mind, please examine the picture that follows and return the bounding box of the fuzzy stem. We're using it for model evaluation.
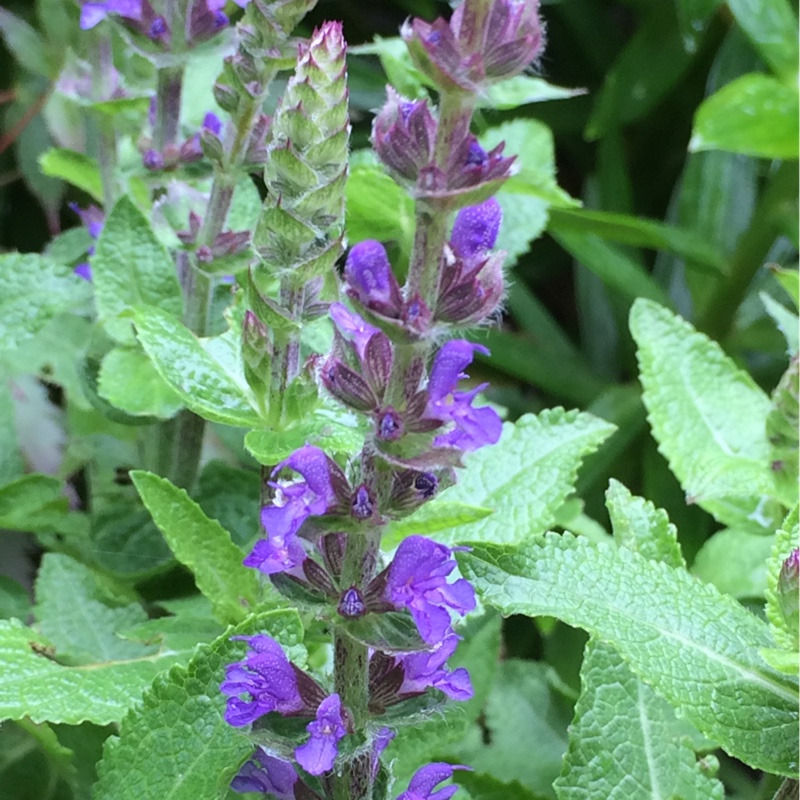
[91,32,118,205]
[153,0,185,151]
[165,72,277,491]
[332,529,381,800]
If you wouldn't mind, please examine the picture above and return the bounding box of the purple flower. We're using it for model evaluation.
[425,341,502,451]
[330,303,381,360]
[79,0,141,29]
[231,749,298,799]
[295,694,347,775]
[399,633,473,701]
[396,763,469,800]
[344,240,403,316]
[70,203,105,281]
[180,112,224,162]
[220,635,304,726]
[450,198,502,259]
[384,535,476,643]
[244,446,344,576]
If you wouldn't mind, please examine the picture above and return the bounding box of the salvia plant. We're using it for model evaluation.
[0,0,797,799]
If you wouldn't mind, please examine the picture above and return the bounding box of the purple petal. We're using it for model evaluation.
[231,748,297,799]
[295,694,347,775]
[345,240,398,304]
[397,763,470,800]
[276,445,338,510]
[203,111,223,134]
[73,263,93,281]
[427,341,488,403]
[330,303,380,360]
[450,198,502,259]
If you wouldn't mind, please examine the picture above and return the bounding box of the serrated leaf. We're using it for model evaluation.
[383,502,493,548]
[92,197,183,344]
[765,506,799,651]
[98,346,183,419]
[555,639,724,800]
[38,148,103,202]
[692,527,774,599]
[434,410,615,545]
[245,417,364,465]
[630,298,781,529]
[33,553,154,665]
[0,618,192,725]
[131,471,259,624]
[94,610,305,800]
[133,305,261,427]
[0,253,91,353]
[459,533,799,776]
[606,478,684,568]
[690,73,799,160]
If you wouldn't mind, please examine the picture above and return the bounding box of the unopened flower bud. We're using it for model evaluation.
[376,408,404,441]
[351,484,375,520]
[450,198,502,258]
[338,586,367,618]
[778,549,799,642]
[344,240,403,316]
[371,88,436,182]
[143,149,164,170]
[213,82,239,113]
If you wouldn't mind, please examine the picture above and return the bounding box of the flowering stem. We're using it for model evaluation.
[153,0,185,151]
[91,31,118,205]
[332,529,381,800]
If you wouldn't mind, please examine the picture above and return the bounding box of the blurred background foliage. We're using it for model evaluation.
[0,1,797,797]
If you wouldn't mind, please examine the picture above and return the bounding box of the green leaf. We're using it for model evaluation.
[555,638,724,800]
[480,76,585,110]
[765,506,799,651]
[346,165,415,249]
[133,305,261,427]
[767,358,799,502]
[0,253,91,354]
[38,149,103,202]
[434,409,615,545]
[548,208,726,275]
[98,347,183,419]
[460,660,572,798]
[196,461,261,549]
[0,473,68,532]
[630,299,781,529]
[92,197,183,344]
[690,73,799,160]
[761,293,799,356]
[457,772,548,800]
[245,417,365,465]
[33,554,154,665]
[131,471,259,624]
[772,266,799,308]
[0,577,30,621]
[692,527,774,598]
[94,610,305,800]
[605,478,684,568]
[0,618,192,725]
[383,501,493,549]
[551,230,670,306]
[459,533,800,776]
[0,9,53,78]
[725,0,799,79]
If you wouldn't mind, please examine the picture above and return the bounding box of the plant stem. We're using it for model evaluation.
[153,0,185,151]
[166,72,278,490]
[332,529,381,800]
[699,161,797,342]
[91,32,118,205]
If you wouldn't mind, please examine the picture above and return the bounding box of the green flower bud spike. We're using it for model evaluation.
[254,21,350,288]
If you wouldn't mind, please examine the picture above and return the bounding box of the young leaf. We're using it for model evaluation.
[434,409,615,545]
[133,305,261,427]
[690,73,799,160]
[630,298,782,529]
[33,554,154,665]
[38,149,104,202]
[480,75,584,110]
[131,471,259,624]
[765,506,799,652]
[555,639,724,800]
[93,610,305,800]
[0,253,91,353]
[605,478,684,567]
[459,533,800,776]
[383,501,493,548]
[92,197,183,344]
[98,347,183,419]
[0,618,192,725]
[692,528,775,599]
